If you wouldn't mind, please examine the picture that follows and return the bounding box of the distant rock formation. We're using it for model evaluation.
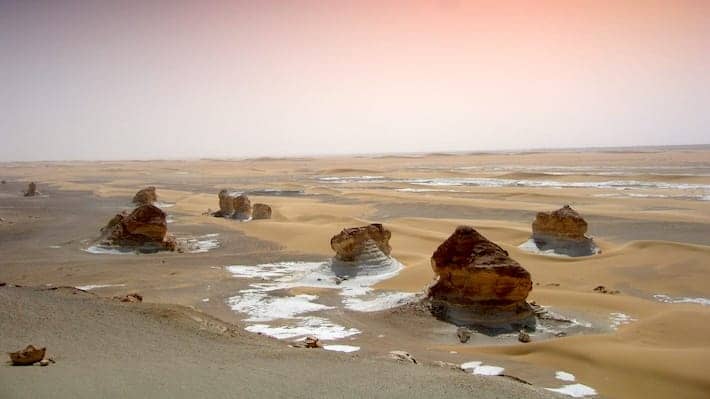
[252,203,272,220]
[530,205,599,256]
[214,190,254,220]
[24,182,39,197]
[331,223,391,261]
[99,204,176,252]
[427,226,534,329]
[132,186,157,205]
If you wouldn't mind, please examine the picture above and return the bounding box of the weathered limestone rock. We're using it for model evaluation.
[330,224,391,262]
[132,186,157,205]
[252,203,272,220]
[531,205,599,256]
[100,204,176,252]
[216,189,235,217]
[23,182,39,197]
[232,194,252,220]
[427,226,534,328]
[9,345,46,366]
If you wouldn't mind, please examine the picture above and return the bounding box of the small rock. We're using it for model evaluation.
[1,180,6,184]
[593,285,620,295]
[518,331,531,343]
[114,293,143,303]
[433,360,461,370]
[456,327,471,343]
[389,350,417,364]
[39,359,49,366]
[292,336,321,349]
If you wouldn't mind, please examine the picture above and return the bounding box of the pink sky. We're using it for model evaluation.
[2,0,709,161]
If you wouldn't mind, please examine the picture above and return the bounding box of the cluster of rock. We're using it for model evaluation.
[132,186,157,205]
[427,226,534,329]
[213,190,272,220]
[530,205,599,256]
[24,182,39,197]
[99,200,176,252]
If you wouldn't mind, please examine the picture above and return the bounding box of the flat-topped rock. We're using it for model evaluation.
[252,203,272,220]
[427,226,534,329]
[100,204,176,252]
[132,186,157,205]
[331,224,392,261]
[530,205,599,256]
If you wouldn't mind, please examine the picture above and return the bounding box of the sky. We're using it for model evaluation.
[1,0,709,161]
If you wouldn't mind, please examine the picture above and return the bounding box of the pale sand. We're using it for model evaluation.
[1,146,710,398]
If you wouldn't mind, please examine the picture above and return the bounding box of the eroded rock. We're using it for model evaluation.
[252,203,272,220]
[530,205,599,256]
[114,293,143,303]
[389,350,417,364]
[232,194,252,220]
[331,224,391,262]
[9,345,46,366]
[132,186,157,205]
[214,191,253,220]
[427,226,534,329]
[100,204,176,252]
[24,182,39,197]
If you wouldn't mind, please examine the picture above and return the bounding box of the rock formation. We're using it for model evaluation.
[427,226,534,329]
[100,204,176,252]
[530,205,599,256]
[132,186,157,205]
[114,293,143,303]
[23,182,39,197]
[252,203,272,220]
[331,224,391,261]
[9,345,46,366]
[214,190,254,220]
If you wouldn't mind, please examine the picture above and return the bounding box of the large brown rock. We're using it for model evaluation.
[232,194,252,220]
[427,226,534,328]
[132,186,157,205]
[330,224,391,262]
[530,205,598,256]
[23,182,39,197]
[252,203,272,220]
[216,189,235,217]
[101,204,176,251]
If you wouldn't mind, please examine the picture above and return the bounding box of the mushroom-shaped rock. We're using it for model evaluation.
[132,186,157,205]
[23,182,39,197]
[232,194,252,220]
[428,226,534,328]
[531,205,599,256]
[252,203,272,220]
[330,224,391,261]
[101,204,176,251]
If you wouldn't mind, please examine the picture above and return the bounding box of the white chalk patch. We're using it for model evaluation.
[49,245,61,249]
[472,365,505,376]
[343,292,416,312]
[546,383,597,397]
[323,345,360,353]
[82,245,135,255]
[75,284,126,290]
[653,294,710,306]
[154,201,174,208]
[518,239,572,257]
[460,361,482,370]
[609,312,636,330]
[449,351,458,354]
[227,292,333,322]
[245,317,360,340]
[202,298,210,303]
[377,334,385,338]
[181,234,221,253]
[556,371,576,382]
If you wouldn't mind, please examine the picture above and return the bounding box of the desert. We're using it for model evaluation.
[2,147,710,398]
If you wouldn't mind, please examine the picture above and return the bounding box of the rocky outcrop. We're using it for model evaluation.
[132,186,157,205]
[214,190,253,220]
[9,345,46,365]
[100,204,176,252]
[331,224,391,261]
[114,293,143,303]
[23,182,39,197]
[252,203,272,220]
[427,226,534,328]
[232,195,252,220]
[530,205,599,256]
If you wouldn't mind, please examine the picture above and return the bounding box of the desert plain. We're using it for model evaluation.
[1,145,709,398]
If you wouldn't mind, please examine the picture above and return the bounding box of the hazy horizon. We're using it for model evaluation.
[2,1,709,162]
